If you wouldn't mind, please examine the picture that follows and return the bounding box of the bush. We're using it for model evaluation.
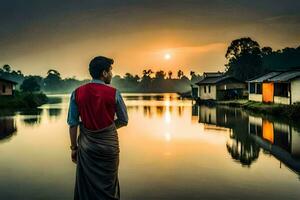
[0,92,48,108]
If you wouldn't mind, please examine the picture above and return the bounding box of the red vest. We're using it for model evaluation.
[75,83,116,130]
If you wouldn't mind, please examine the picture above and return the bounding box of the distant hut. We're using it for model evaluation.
[247,70,300,104]
[0,77,18,96]
[195,72,246,101]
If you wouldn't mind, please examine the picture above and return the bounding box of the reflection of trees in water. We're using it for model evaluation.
[21,109,43,127]
[20,109,43,116]
[143,106,152,118]
[178,106,184,117]
[23,117,41,126]
[224,108,260,167]
[198,105,261,166]
[126,106,139,112]
[226,131,260,167]
[0,118,17,142]
[47,96,62,104]
[192,104,198,117]
[156,106,164,117]
[143,106,176,118]
[127,104,183,118]
[47,108,62,119]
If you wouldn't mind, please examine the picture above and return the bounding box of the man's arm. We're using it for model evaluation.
[115,90,128,129]
[67,91,80,163]
[69,125,78,147]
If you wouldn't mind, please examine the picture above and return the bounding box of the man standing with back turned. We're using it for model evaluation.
[67,56,128,200]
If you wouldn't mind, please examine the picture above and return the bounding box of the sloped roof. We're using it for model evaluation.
[0,77,18,84]
[267,71,300,82]
[203,72,223,78]
[196,75,243,85]
[247,72,281,83]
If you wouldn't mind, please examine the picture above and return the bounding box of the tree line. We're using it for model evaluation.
[225,37,300,81]
[1,37,299,93]
[0,65,202,93]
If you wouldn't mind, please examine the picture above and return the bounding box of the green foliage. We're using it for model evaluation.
[241,101,300,120]
[20,77,41,92]
[0,92,48,108]
[262,47,300,71]
[43,69,62,92]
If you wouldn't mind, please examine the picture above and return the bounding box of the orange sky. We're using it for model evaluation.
[0,1,299,79]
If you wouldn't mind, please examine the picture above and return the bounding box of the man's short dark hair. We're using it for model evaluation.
[89,56,114,79]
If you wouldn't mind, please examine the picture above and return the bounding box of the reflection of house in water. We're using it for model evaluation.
[198,105,260,166]
[191,104,199,123]
[0,118,17,141]
[143,106,152,118]
[198,104,300,172]
[249,116,300,173]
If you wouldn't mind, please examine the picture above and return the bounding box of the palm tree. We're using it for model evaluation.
[168,71,173,79]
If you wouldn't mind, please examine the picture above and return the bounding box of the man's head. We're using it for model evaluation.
[89,56,114,84]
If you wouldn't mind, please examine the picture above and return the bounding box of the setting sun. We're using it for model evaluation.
[164,53,171,60]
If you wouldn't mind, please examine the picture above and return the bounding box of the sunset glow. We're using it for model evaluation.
[164,53,171,60]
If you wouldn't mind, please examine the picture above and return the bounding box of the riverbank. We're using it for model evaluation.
[0,92,48,109]
[216,100,300,119]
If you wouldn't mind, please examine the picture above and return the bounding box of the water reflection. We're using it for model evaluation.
[47,108,62,120]
[249,116,300,173]
[123,93,179,101]
[1,94,300,199]
[0,118,17,142]
[197,104,300,174]
[20,109,43,127]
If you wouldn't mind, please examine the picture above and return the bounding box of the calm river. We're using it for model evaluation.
[0,93,300,200]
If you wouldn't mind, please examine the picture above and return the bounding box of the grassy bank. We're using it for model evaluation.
[217,100,300,119]
[0,92,48,109]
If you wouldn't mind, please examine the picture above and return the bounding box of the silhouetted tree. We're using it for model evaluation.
[261,46,273,55]
[20,77,41,93]
[167,71,173,79]
[225,37,263,81]
[44,69,62,92]
[262,46,300,71]
[177,70,184,79]
[2,64,11,73]
[155,70,166,80]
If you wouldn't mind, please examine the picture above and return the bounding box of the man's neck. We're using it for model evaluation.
[91,79,106,84]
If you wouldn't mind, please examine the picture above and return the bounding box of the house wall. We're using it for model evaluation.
[291,77,300,104]
[0,81,13,96]
[249,94,262,102]
[198,85,216,100]
[217,83,246,90]
[274,96,290,105]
